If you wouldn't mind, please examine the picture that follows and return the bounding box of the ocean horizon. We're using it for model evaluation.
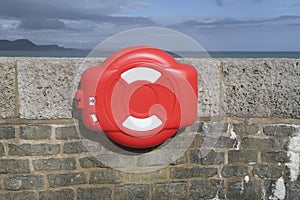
[0,50,300,58]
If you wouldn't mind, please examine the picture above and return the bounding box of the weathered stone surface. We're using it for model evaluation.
[79,157,107,168]
[77,187,112,200]
[8,143,60,156]
[90,169,122,184]
[0,191,36,200]
[17,57,104,119]
[32,158,76,171]
[252,165,283,178]
[233,123,260,135]
[265,179,287,200]
[0,58,16,118]
[227,180,262,200]
[152,182,187,200]
[242,138,281,150]
[55,125,80,140]
[0,125,16,139]
[179,58,221,117]
[228,150,257,163]
[286,182,300,200]
[261,151,288,163]
[190,150,224,165]
[20,125,52,140]
[222,59,300,118]
[6,58,300,120]
[0,159,30,174]
[221,165,248,177]
[264,124,297,137]
[48,172,87,187]
[115,184,149,200]
[0,175,44,190]
[189,179,223,199]
[170,167,217,179]
[0,143,4,156]
[39,189,74,200]
[63,141,88,154]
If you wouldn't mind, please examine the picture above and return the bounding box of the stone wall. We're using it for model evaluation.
[0,57,299,199]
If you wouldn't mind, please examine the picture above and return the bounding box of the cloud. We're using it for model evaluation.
[0,0,144,19]
[0,0,156,30]
[215,0,263,7]
[19,19,66,30]
[169,15,300,29]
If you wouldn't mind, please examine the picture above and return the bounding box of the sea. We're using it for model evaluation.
[0,50,300,58]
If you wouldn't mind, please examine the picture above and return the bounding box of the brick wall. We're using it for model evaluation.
[0,57,299,199]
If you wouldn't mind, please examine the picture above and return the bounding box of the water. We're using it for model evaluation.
[0,50,300,58]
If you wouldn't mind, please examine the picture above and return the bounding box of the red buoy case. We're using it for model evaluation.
[75,46,198,148]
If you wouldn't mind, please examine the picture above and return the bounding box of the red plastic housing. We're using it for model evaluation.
[75,46,198,148]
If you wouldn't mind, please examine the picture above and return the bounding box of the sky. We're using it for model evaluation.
[0,0,300,51]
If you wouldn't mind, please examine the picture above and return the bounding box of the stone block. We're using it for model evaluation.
[125,168,168,183]
[32,158,76,171]
[252,165,283,179]
[0,159,30,174]
[221,165,248,178]
[261,151,288,163]
[222,59,300,118]
[263,124,297,137]
[63,141,88,154]
[189,179,224,199]
[242,138,281,150]
[77,187,112,200]
[170,167,217,179]
[20,125,52,140]
[79,157,107,168]
[228,150,257,163]
[0,125,16,139]
[0,175,44,190]
[227,180,262,200]
[39,189,74,200]
[55,125,80,140]
[90,169,122,184]
[190,150,224,165]
[0,191,36,200]
[0,58,16,118]
[115,184,149,200]
[48,172,87,187]
[233,123,260,135]
[152,182,187,200]
[8,143,60,156]
[17,57,104,119]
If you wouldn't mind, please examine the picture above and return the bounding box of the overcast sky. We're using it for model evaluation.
[1,0,300,51]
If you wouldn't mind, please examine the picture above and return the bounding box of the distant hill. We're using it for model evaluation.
[0,39,72,51]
